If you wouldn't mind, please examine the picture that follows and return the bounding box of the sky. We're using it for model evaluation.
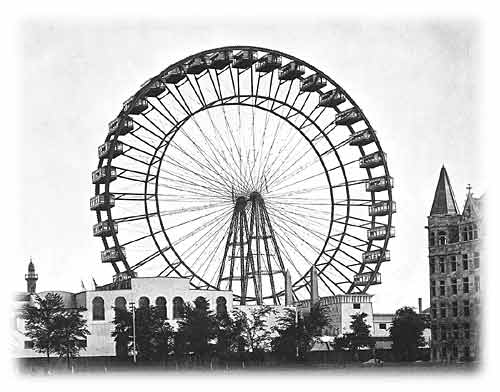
[12,19,483,313]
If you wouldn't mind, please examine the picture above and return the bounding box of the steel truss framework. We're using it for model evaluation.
[92,45,395,304]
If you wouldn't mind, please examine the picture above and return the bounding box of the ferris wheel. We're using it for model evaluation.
[90,46,395,305]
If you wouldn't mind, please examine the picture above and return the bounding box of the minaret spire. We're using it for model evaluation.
[25,257,38,294]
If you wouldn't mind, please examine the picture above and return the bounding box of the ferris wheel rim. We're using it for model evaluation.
[94,45,394,298]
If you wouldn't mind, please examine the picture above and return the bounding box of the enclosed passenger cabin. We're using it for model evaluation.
[185,56,207,74]
[232,50,258,69]
[123,97,148,115]
[335,107,363,126]
[207,51,233,69]
[278,61,305,80]
[300,74,327,92]
[366,176,394,192]
[163,66,186,84]
[92,166,117,184]
[349,129,376,146]
[255,53,282,73]
[359,151,386,169]
[318,89,346,107]
[90,193,115,211]
[353,272,381,286]
[101,246,126,263]
[362,249,390,264]
[368,201,396,216]
[140,79,166,97]
[367,225,395,241]
[98,141,124,159]
[93,220,118,237]
[108,116,134,136]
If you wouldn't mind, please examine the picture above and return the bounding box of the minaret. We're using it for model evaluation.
[25,257,38,294]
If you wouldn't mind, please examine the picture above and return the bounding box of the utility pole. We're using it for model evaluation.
[129,301,137,364]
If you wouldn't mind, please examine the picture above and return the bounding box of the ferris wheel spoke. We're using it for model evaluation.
[157,172,230,198]
[161,153,234,194]
[163,204,232,232]
[142,102,176,129]
[267,206,326,245]
[178,213,232,263]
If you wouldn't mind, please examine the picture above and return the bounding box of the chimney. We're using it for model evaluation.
[285,270,293,306]
[418,297,422,314]
[310,267,319,307]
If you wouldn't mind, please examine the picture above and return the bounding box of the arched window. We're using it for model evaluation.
[173,296,185,319]
[194,296,207,310]
[92,296,105,321]
[114,296,127,311]
[216,296,227,317]
[138,296,150,309]
[438,231,447,246]
[155,296,167,319]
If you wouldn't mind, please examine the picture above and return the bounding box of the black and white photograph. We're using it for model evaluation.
[3,1,497,389]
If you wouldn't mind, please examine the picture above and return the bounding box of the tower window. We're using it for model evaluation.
[473,252,480,268]
[440,302,446,317]
[463,300,470,316]
[431,280,436,297]
[452,301,458,317]
[429,257,436,274]
[450,256,457,272]
[451,278,457,295]
[462,254,469,270]
[429,232,436,247]
[439,280,445,296]
[439,258,445,273]
[463,277,469,294]
[438,231,447,246]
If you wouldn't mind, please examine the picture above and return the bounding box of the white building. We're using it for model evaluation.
[13,262,233,358]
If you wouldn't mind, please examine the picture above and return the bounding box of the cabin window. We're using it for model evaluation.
[138,296,150,309]
[216,296,227,317]
[173,297,185,319]
[156,296,167,319]
[92,296,105,321]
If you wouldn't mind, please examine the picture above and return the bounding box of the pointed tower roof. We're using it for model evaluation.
[28,257,35,272]
[430,166,459,216]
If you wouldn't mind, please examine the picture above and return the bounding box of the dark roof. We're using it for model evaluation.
[430,166,459,216]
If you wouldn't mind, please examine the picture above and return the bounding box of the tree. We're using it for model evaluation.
[176,297,217,360]
[390,306,427,361]
[334,312,372,360]
[271,303,330,360]
[52,310,90,369]
[214,309,245,356]
[111,305,175,362]
[233,306,274,353]
[22,293,65,366]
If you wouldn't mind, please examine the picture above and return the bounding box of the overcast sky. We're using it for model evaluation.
[13,19,482,313]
